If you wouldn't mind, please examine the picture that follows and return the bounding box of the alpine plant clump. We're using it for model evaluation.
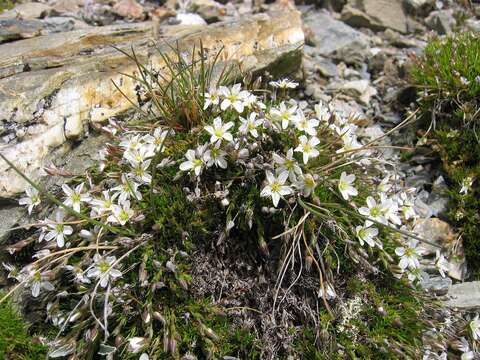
[1,77,466,358]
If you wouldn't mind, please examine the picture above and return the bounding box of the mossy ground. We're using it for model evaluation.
[411,31,480,278]
[0,292,47,359]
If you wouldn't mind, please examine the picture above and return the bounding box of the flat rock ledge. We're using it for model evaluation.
[0,10,304,199]
[445,282,480,311]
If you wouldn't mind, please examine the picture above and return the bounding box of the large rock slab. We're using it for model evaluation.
[446,282,480,310]
[0,10,304,199]
[303,11,369,57]
[341,0,408,34]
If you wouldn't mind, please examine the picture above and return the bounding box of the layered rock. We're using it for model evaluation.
[0,10,304,199]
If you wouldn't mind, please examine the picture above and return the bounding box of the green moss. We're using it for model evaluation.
[293,277,427,359]
[0,293,47,359]
[411,31,480,279]
[0,0,14,12]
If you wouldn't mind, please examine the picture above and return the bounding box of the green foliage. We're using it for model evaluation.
[0,293,47,359]
[411,31,480,279]
[0,0,14,12]
[411,32,480,118]
[293,277,428,359]
[115,42,236,131]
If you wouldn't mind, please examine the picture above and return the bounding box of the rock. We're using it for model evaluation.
[465,18,480,33]
[0,205,24,243]
[149,6,176,22]
[341,0,408,34]
[303,11,369,60]
[190,0,226,22]
[329,79,378,105]
[174,12,207,26]
[425,9,456,35]
[414,218,456,255]
[413,218,467,280]
[48,0,84,15]
[446,282,480,310]
[0,2,52,20]
[0,10,304,198]
[421,275,452,296]
[42,17,76,33]
[315,57,338,78]
[112,0,145,20]
[403,0,435,16]
[0,19,45,43]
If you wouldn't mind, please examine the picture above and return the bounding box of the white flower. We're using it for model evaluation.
[270,102,297,130]
[272,148,302,182]
[62,183,90,213]
[29,269,54,298]
[203,88,220,110]
[461,351,475,360]
[41,209,73,248]
[269,78,298,89]
[204,117,234,143]
[397,192,416,220]
[293,110,319,136]
[219,84,248,113]
[204,143,228,169]
[18,187,41,215]
[395,240,423,270]
[119,134,142,151]
[295,173,316,197]
[130,160,152,184]
[179,144,209,176]
[337,134,362,154]
[90,190,118,215]
[127,337,147,354]
[112,175,142,203]
[318,283,336,300]
[108,200,134,225]
[294,135,320,164]
[380,194,402,226]
[407,267,424,283]
[338,172,358,200]
[123,144,155,165]
[64,264,91,284]
[359,196,386,224]
[139,354,149,360]
[377,175,392,193]
[86,254,122,288]
[260,171,293,207]
[435,250,450,278]
[143,127,169,151]
[470,315,480,341]
[243,93,264,109]
[239,112,263,138]
[460,176,474,194]
[355,224,379,247]
[314,102,331,122]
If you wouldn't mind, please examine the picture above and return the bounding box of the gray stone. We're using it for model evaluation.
[0,2,52,20]
[421,275,452,296]
[425,9,456,35]
[190,0,226,22]
[0,205,24,243]
[403,0,435,16]
[328,79,377,105]
[446,282,480,310]
[303,11,369,59]
[341,0,408,34]
[465,18,480,33]
[414,218,456,255]
[0,19,45,43]
[316,57,338,78]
